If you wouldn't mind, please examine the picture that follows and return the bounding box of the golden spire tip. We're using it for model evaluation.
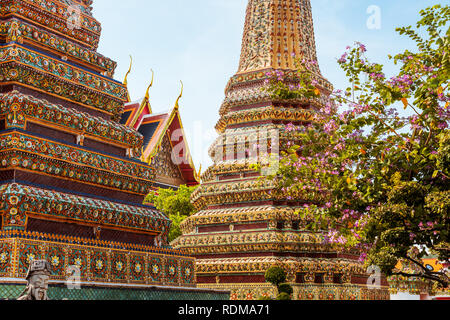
[144,69,155,100]
[175,80,184,109]
[123,55,133,86]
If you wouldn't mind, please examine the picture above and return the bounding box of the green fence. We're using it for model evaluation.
[0,283,230,301]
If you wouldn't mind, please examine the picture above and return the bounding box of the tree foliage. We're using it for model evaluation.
[265,267,293,299]
[276,292,292,301]
[265,266,287,287]
[266,5,449,289]
[145,185,197,242]
[278,283,294,296]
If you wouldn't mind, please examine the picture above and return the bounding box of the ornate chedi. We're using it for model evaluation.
[173,0,390,300]
[0,0,223,300]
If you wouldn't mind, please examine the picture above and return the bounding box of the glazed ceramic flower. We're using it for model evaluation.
[95,260,103,270]
[135,264,142,274]
[0,252,8,264]
[27,253,35,263]
[51,256,60,267]
[74,258,82,267]
[152,265,159,274]
[169,266,176,275]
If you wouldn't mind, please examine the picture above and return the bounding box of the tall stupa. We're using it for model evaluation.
[173,0,390,300]
[0,0,225,300]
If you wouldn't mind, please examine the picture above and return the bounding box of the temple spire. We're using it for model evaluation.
[129,69,154,127]
[174,81,184,110]
[144,69,155,102]
[237,0,320,74]
[123,55,133,101]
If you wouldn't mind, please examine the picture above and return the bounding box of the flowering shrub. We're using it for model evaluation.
[266,5,449,288]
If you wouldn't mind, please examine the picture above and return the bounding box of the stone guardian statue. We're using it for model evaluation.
[17,260,51,300]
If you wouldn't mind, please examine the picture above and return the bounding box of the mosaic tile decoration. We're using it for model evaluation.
[0,233,196,287]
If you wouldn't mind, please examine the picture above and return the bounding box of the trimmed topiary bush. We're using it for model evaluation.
[276,292,291,300]
[265,266,287,287]
[278,283,293,296]
[258,296,273,300]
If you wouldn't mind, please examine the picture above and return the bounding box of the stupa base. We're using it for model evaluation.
[0,232,229,300]
[198,283,390,301]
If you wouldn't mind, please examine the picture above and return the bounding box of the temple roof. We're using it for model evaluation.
[121,77,199,186]
[138,106,199,186]
[395,257,446,273]
[121,97,152,128]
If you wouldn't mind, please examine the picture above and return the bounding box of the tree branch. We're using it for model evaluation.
[400,256,450,288]
[405,256,430,273]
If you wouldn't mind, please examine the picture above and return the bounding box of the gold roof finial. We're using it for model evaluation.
[144,69,155,101]
[130,69,154,127]
[123,55,133,86]
[197,164,202,180]
[174,80,183,110]
[123,55,133,101]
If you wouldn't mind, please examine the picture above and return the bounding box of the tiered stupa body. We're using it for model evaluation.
[174,0,390,300]
[0,0,224,300]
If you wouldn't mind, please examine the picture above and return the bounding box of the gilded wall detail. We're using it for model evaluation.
[151,134,184,186]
